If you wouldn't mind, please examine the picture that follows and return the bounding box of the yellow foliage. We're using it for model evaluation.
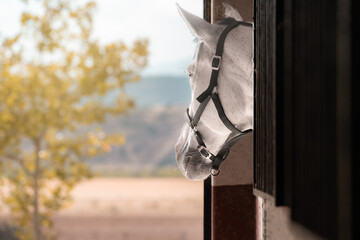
[0,0,148,239]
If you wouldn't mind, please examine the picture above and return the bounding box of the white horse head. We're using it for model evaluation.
[175,2,254,180]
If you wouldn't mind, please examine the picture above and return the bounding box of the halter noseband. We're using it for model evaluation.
[186,18,253,176]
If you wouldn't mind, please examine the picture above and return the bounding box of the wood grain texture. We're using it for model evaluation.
[288,1,338,238]
[253,0,277,196]
[212,185,258,240]
[254,0,350,238]
[211,0,253,23]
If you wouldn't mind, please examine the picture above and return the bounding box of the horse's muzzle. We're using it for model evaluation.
[176,146,212,181]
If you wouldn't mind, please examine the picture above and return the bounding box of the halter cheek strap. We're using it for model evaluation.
[186,18,253,176]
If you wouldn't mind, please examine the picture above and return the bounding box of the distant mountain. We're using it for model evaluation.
[85,74,192,175]
[87,105,187,173]
[124,74,191,107]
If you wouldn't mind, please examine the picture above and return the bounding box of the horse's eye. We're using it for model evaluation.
[186,70,193,78]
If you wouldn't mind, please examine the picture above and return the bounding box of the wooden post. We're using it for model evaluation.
[211,0,253,23]
[210,1,260,239]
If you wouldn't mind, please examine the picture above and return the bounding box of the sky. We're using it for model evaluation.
[0,0,203,76]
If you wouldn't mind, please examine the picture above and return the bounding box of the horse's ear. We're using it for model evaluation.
[176,3,214,42]
[223,2,243,21]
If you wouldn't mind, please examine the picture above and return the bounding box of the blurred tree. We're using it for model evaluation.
[0,0,148,239]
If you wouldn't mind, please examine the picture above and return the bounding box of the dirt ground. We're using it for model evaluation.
[1,178,203,240]
[54,215,202,240]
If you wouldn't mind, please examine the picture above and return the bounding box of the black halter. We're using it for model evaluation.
[186,18,253,176]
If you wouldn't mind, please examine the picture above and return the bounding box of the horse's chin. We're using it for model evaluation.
[176,147,212,181]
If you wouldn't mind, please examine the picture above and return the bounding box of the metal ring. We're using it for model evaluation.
[211,168,220,176]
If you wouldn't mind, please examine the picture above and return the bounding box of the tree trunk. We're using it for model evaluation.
[33,138,42,240]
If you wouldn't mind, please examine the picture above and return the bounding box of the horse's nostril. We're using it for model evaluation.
[183,155,191,171]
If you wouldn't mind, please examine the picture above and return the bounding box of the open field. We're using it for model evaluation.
[1,178,203,240]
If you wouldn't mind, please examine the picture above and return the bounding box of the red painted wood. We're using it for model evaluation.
[212,184,258,240]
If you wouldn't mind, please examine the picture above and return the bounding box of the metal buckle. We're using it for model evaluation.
[197,145,212,160]
[212,56,221,70]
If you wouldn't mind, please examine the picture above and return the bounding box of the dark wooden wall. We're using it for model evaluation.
[253,0,277,197]
[351,0,359,239]
[285,1,338,238]
[254,0,355,239]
